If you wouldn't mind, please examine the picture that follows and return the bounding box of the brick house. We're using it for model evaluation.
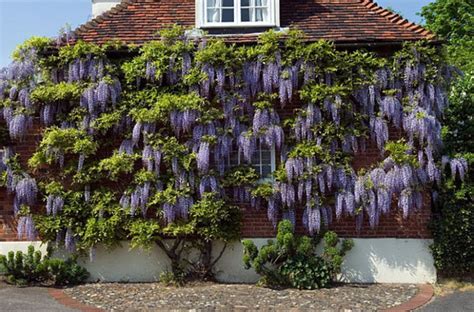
[0,0,437,283]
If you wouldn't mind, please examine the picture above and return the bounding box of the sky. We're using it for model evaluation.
[0,0,433,68]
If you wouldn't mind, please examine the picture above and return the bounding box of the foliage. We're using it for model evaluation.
[421,0,474,276]
[12,37,52,61]
[190,193,241,242]
[222,166,259,187]
[30,82,83,104]
[43,257,90,286]
[430,73,474,275]
[129,192,241,280]
[243,220,353,289]
[159,270,185,287]
[422,0,474,72]
[384,140,418,166]
[0,25,460,282]
[421,0,473,41]
[442,73,474,155]
[430,180,474,274]
[0,245,89,286]
[97,152,139,181]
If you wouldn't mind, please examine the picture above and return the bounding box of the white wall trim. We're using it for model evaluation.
[196,0,280,29]
[0,238,436,284]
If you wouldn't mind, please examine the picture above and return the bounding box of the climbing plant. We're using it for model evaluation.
[0,26,466,280]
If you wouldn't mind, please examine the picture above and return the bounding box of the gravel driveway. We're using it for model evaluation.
[65,282,419,311]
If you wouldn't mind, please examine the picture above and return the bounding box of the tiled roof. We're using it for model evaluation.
[75,0,434,45]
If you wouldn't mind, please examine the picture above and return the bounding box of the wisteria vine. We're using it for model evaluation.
[0,27,467,253]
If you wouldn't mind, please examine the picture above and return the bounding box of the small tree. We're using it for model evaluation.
[129,192,241,282]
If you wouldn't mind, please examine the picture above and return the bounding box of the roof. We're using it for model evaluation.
[75,0,434,45]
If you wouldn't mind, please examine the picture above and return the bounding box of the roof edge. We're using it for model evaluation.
[73,0,436,45]
[360,0,435,40]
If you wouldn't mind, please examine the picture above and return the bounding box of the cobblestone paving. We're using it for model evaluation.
[65,282,419,311]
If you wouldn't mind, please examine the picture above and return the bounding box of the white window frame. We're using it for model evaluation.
[228,141,276,182]
[196,0,280,28]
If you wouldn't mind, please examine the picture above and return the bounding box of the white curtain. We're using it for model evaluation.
[207,0,221,22]
[255,8,268,22]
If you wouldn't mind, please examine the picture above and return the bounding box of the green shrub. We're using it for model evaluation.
[0,246,48,285]
[159,270,185,287]
[242,220,353,289]
[279,255,332,289]
[429,73,474,276]
[422,0,474,277]
[44,258,90,286]
[0,245,89,286]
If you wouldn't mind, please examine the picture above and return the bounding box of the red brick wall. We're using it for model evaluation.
[0,107,432,241]
[239,123,432,239]
[0,122,41,241]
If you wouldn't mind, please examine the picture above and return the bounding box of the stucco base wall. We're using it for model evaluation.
[336,238,436,284]
[0,238,436,284]
[0,241,48,255]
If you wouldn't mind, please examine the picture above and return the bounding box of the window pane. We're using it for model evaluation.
[261,150,271,162]
[241,0,250,6]
[255,8,267,22]
[251,150,261,163]
[207,8,220,22]
[262,165,272,177]
[222,8,234,21]
[222,0,234,7]
[252,166,261,174]
[207,0,218,7]
[241,8,250,22]
[255,0,267,6]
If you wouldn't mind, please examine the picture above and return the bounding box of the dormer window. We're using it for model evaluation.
[197,0,280,28]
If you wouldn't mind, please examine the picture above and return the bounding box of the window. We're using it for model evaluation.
[241,0,269,23]
[228,141,276,181]
[206,0,235,23]
[197,0,280,28]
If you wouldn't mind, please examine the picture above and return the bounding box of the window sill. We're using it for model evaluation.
[200,23,277,29]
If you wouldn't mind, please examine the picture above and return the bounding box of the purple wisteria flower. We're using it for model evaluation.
[197,141,210,174]
[267,195,280,228]
[9,114,31,141]
[65,227,76,252]
[306,206,321,236]
[370,116,388,150]
[17,215,36,241]
[14,177,38,210]
[238,132,256,163]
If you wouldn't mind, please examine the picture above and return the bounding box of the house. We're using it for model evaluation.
[0,0,437,283]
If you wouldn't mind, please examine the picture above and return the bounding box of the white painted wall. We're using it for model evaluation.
[0,241,48,255]
[213,238,436,284]
[92,0,122,18]
[0,239,436,284]
[336,238,437,284]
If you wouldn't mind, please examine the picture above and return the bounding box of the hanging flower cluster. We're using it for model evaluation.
[0,27,467,253]
[0,147,38,240]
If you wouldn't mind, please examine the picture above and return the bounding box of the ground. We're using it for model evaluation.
[65,282,418,311]
[420,292,474,312]
[0,282,75,312]
[0,281,472,311]
[419,281,474,312]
